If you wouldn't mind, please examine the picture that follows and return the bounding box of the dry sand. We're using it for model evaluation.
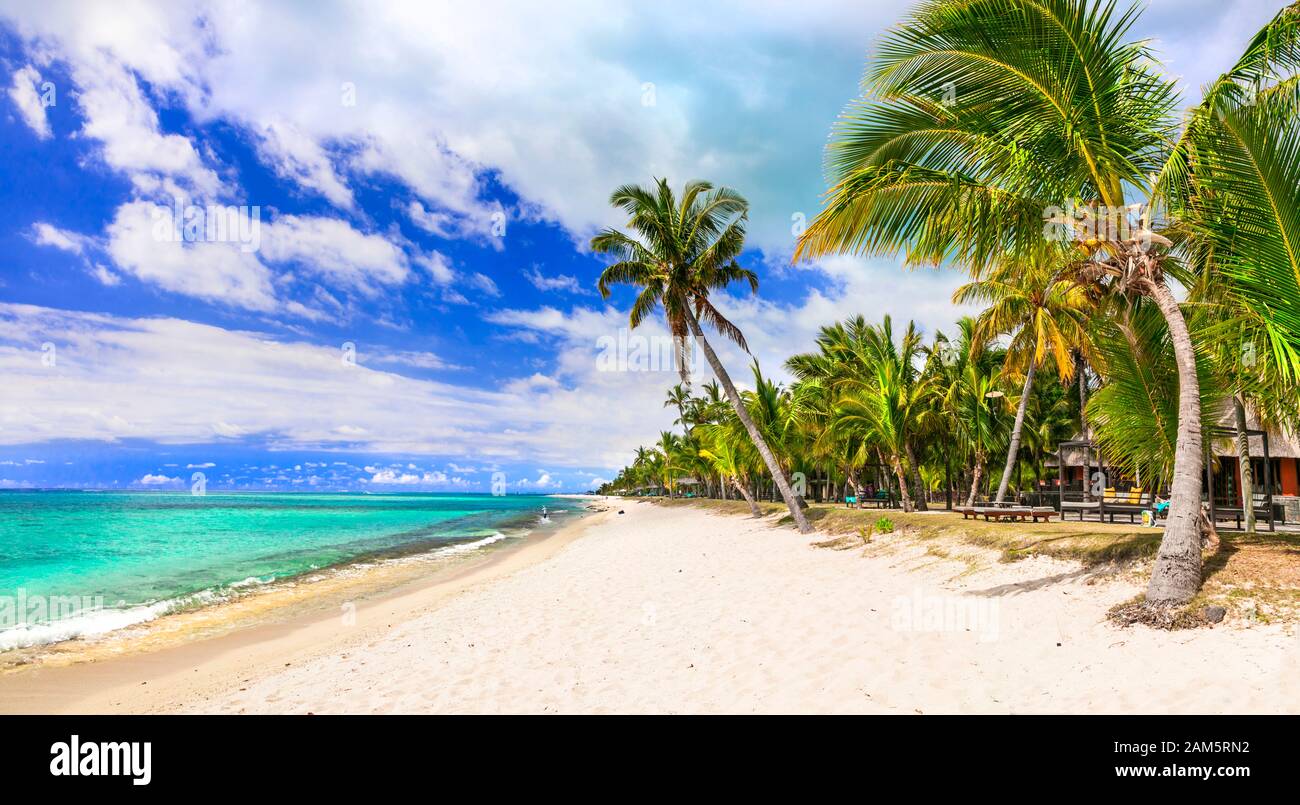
[6,500,1298,713]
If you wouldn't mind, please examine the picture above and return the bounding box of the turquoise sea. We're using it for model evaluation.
[0,491,582,650]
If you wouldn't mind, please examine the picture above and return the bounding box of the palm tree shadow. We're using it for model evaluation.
[1201,539,1239,582]
[965,565,1114,598]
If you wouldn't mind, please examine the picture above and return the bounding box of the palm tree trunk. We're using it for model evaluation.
[1078,355,1091,502]
[891,456,912,512]
[944,446,952,510]
[1234,395,1256,534]
[732,478,762,518]
[684,307,813,534]
[966,453,984,507]
[906,442,927,511]
[1145,280,1205,605]
[995,360,1037,503]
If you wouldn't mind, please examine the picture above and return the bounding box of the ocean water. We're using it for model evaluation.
[0,491,581,650]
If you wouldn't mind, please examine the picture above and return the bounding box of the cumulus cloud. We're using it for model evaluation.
[104,201,277,311]
[515,470,559,488]
[1,0,1281,256]
[368,468,448,485]
[77,57,220,197]
[0,0,1283,480]
[137,473,181,485]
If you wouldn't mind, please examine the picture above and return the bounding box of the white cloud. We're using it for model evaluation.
[467,272,500,297]
[0,302,673,468]
[368,350,462,371]
[253,119,354,208]
[516,470,559,488]
[523,266,589,295]
[78,200,421,311]
[0,0,1282,256]
[7,65,51,138]
[29,223,123,287]
[413,251,455,285]
[0,0,1283,479]
[76,57,220,197]
[137,473,181,485]
[368,468,447,485]
[260,215,409,294]
[0,0,899,251]
[104,201,277,311]
[89,263,121,286]
[29,222,91,254]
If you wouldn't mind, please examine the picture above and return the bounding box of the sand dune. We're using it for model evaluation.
[186,500,1298,714]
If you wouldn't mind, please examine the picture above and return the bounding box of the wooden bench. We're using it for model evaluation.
[1211,494,1274,530]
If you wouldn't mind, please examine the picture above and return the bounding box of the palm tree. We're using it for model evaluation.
[697,425,762,516]
[923,317,1007,506]
[593,179,813,533]
[954,250,1090,502]
[827,362,930,512]
[1165,23,1300,531]
[1086,300,1218,490]
[653,431,685,497]
[794,0,1300,604]
[664,383,695,435]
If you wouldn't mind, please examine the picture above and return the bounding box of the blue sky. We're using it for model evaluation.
[0,0,1286,492]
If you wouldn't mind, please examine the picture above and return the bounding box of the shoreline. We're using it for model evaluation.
[0,502,612,714]
[0,493,598,665]
[6,499,1296,714]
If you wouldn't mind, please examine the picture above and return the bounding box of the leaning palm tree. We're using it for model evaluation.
[592,179,813,533]
[795,0,1300,604]
[954,249,1090,503]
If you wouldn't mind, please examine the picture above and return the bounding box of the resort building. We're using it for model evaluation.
[1052,409,1300,525]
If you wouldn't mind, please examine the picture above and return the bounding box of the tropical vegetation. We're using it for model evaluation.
[596,0,1300,609]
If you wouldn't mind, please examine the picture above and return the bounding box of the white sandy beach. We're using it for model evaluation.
[138,500,1295,715]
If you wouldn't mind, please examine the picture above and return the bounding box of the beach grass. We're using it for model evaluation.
[639,496,1300,624]
[648,497,1159,564]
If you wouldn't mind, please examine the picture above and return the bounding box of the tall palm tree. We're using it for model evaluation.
[1165,20,1300,531]
[794,0,1300,604]
[954,250,1090,502]
[592,179,813,533]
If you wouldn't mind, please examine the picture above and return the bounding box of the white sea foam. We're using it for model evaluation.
[0,532,517,651]
[0,597,179,652]
[431,531,510,557]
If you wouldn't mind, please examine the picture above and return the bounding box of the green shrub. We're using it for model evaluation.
[875,517,895,534]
